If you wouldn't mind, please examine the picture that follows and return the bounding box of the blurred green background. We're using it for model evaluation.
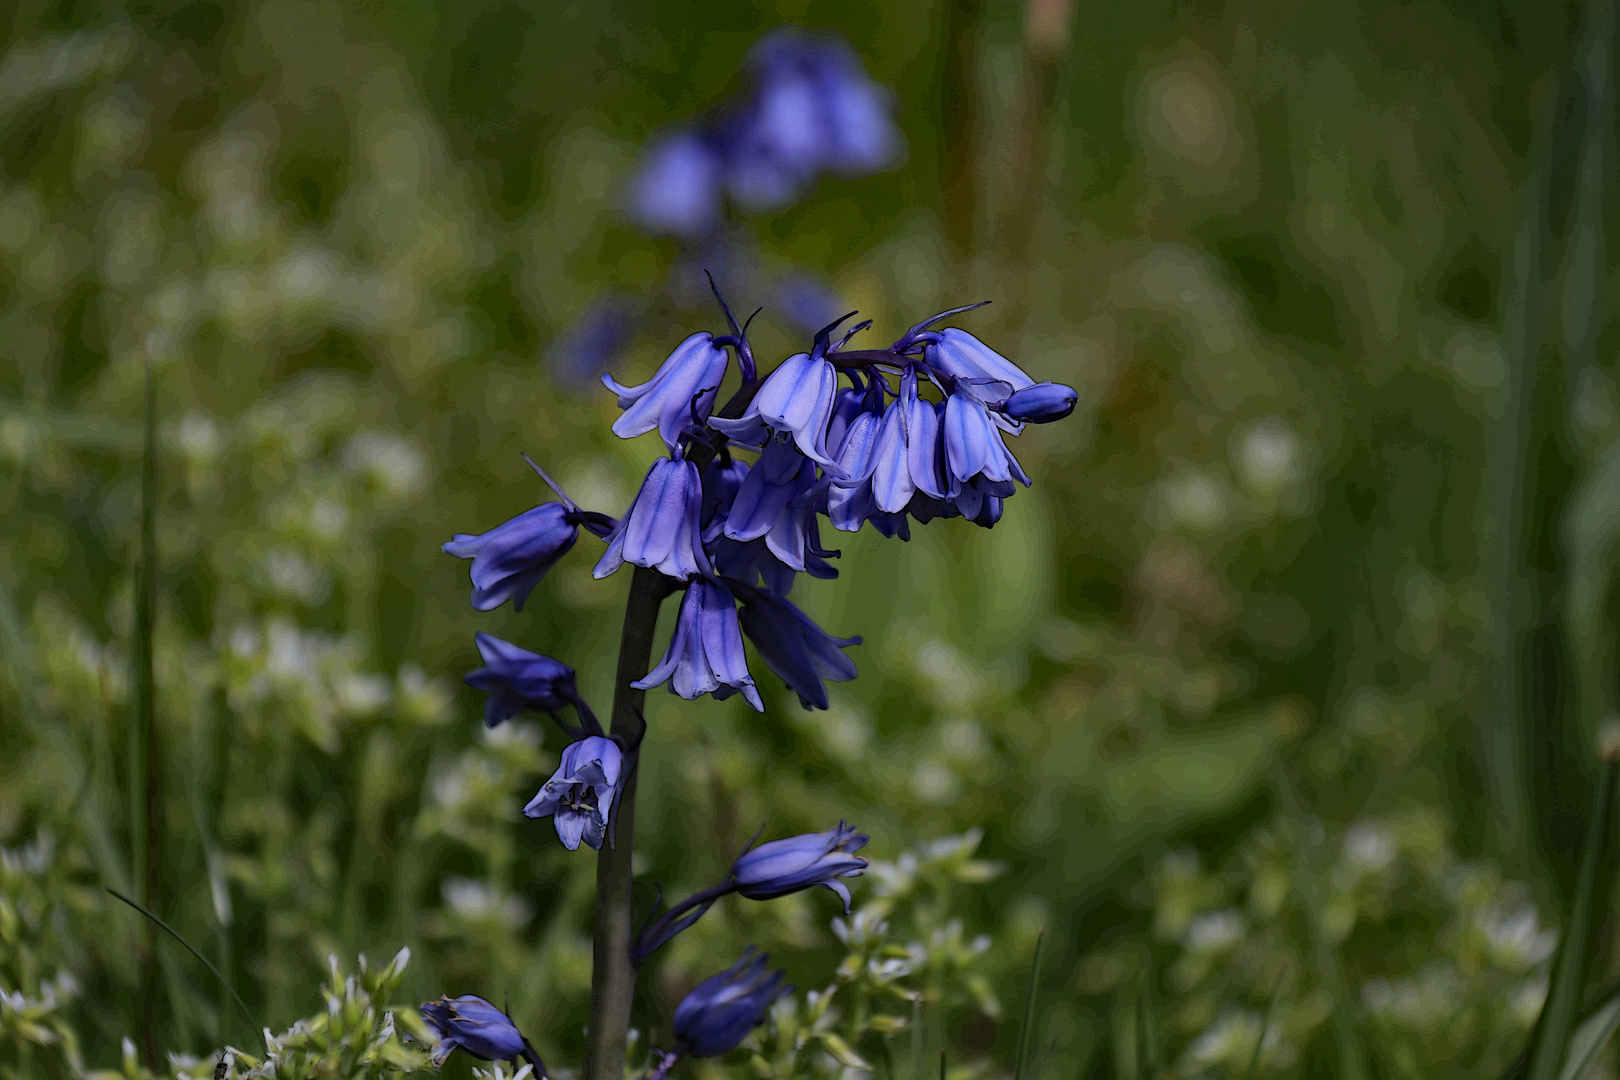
[1,0,1615,1077]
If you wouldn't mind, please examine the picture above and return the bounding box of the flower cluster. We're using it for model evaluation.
[629,29,902,237]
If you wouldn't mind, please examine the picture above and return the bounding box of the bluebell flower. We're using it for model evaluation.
[942,390,1031,498]
[464,632,579,728]
[443,503,578,612]
[825,386,911,538]
[709,348,843,472]
[732,821,868,910]
[701,454,751,537]
[420,995,528,1067]
[722,436,830,573]
[594,456,712,581]
[673,949,792,1058]
[634,578,762,710]
[872,368,950,514]
[548,293,637,385]
[724,30,902,212]
[627,129,725,237]
[735,584,860,710]
[925,327,1036,392]
[523,735,625,851]
[603,333,730,452]
[1004,380,1079,423]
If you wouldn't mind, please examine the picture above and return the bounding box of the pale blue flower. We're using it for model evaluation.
[522,735,625,851]
[634,579,762,710]
[594,457,712,581]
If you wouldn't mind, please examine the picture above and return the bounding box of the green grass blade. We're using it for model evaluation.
[1240,964,1288,1080]
[1012,929,1046,1080]
[1525,754,1618,1080]
[1139,948,1160,1078]
[1556,987,1620,1080]
[106,886,252,1026]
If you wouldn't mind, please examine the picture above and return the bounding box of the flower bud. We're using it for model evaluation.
[673,949,792,1058]
[1003,381,1078,423]
[420,995,527,1067]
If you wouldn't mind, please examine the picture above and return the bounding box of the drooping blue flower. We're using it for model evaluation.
[523,735,625,851]
[1004,381,1079,423]
[420,995,529,1067]
[627,129,725,237]
[673,949,792,1059]
[701,454,751,538]
[942,390,1031,499]
[735,585,860,710]
[722,436,830,573]
[870,367,950,515]
[602,333,730,452]
[732,821,869,911]
[464,632,580,728]
[825,384,910,538]
[594,456,712,581]
[634,578,763,710]
[925,327,1036,392]
[709,349,843,472]
[443,503,578,612]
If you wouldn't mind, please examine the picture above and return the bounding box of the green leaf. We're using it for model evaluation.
[1013,929,1046,1080]
[1240,964,1288,1080]
[1525,756,1619,1080]
[1556,988,1620,1080]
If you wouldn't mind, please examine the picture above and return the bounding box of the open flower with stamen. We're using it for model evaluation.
[594,456,712,581]
[463,632,582,728]
[420,995,529,1068]
[602,332,730,452]
[443,502,579,612]
[735,584,859,709]
[672,949,792,1059]
[732,821,869,911]
[634,578,762,710]
[523,735,625,851]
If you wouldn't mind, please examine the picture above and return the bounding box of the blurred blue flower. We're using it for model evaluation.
[603,332,730,453]
[463,632,579,728]
[1004,380,1079,423]
[732,821,869,910]
[443,502,578,612]
[627,129,725,237]
[673,949,792,1058]
[773,272,848,336]
[523,735,625,851]
[634,578,762,711]
[548,293,638,385]
[725,29,902,212]
[594,456,712,581]
[420,995,528,1067]
[735,585,860,710]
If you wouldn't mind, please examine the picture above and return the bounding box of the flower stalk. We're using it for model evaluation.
[583,564,668,1080]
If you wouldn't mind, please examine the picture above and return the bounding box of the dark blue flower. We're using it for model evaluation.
[709,348,843,472]
[627,129,725,237]
[1004,381,1078,423]
[825,385,911,538]
[721,437,829,573]
[443,502,578,612]
[594,456,712,581]
[523,735,625,851]
[673,949,792,1058]
[634,578,762,710]
[732,821,868,911]
[701,454,751,537]
[420,995,528,1067]
[603,332,730,452]
[735,585,859,710]
[464,632,579,727]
